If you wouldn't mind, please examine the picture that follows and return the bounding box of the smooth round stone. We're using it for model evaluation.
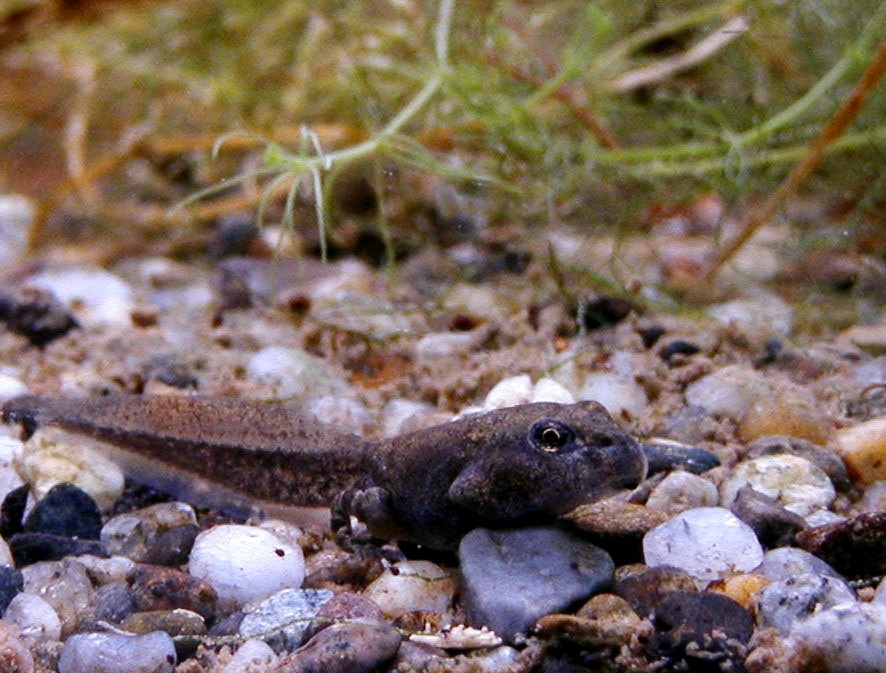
[834,418,886,484]
[245,346,348,401]
[530,377,575,404]
[459,526,614,641]
[745,435,851,492]
[188,525,305,610]
[363,560,455,619]
[789,601,886,673]
[755,572,855,635]
[720,454,835,517]
[120,609,206,638]
[0,564,23,612]
[483,375,532,409]
[24,483,102,540]
[645,471,719,516]
[578,372,647,418]
[58,631,176,673]
[643,508,764,584]
[221,639,277,673]
[3,592,61,642]
[684,365,772,419]
[415,331,481,358]
[19,427,125,511]
[754,547,843,582]
[101,502,198,562]
[21,559,94,636]
[239,588,333,653]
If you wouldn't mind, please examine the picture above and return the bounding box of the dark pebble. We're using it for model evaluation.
[0,484,29,539]
[276,621,401,673]
[128,565,217,620]
[0,565,23,614]
[795,510,886,579]
[89,581,137,624]
[642,440,720,475]
[638,324,666,348]
[209,214,261,260]
[580,296,637,330]
[730,485,806,548]
[614,566,697,618]
[120,609,207,660]
[650,591,753,672]
[0,286,79,347]
[9,532,105,566]
[744,435,851,492]
[24,483,102,539]
[141,524,200,567]
[659,339,700,362]
[459,526,614,642]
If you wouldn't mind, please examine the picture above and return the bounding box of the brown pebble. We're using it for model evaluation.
[0,620,34,673]
[119,608,207,637]
[738,396,832,446]
[834,418,886,484]
[276,621,401,673]
[795,510,886,579]
[303,592,385,641]
[730,485,807,548]
[614,566,697,618]
[128,565,217,620]
[535,594,651,647]
[564,501,669,537]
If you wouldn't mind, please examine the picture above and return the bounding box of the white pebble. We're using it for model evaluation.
[415,331,479,357]
[245,346,347,401]
[707,294,793,337]
[530,378,574,404]
[27,267,134,328]
[0,374,27,403]
[304,396,371,436]
[643,507,764,585]
[720,454,835,517]
[483,375,532,409]
[58,631,176,673]
[578,372,647,418]
[221,639,278,673]
[684,365,772,419]
[188,525,304,610]
[0,194,33,265]
[789,602,886,673]
[3,593,62,642]
[363,560,456,619]
[645,471,719,515]
[21,559,94,636]
[18,427,125,511]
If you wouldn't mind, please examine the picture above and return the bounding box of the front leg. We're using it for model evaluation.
[331,486,405,560]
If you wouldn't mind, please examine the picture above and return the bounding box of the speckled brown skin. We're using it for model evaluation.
[3,395,647,550]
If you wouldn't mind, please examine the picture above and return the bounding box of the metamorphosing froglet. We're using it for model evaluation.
[2,395,647,550]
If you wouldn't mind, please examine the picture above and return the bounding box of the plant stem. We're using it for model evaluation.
[706,26,886,280]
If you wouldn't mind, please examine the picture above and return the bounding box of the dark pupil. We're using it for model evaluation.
[539,425,567,449]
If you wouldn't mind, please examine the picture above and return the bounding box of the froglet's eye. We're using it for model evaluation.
[530,419,575,452]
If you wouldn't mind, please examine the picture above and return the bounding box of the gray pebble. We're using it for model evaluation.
[239,588,333,653]
[730,485,806,548]
[745,435,851,492]
[754,547,844,581]
[459,526,614,641]
[277,621,401,673]
[755,572,856,634]
[58,631,176,673]
[790,601,886,673]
